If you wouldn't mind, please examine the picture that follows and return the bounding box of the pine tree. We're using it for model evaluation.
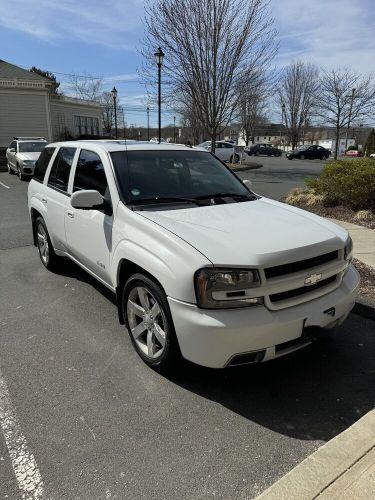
[365,129,375,156]
[30,66,61,95]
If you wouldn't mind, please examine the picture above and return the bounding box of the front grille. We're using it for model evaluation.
[270,275,337,303]
[265,251,339,279]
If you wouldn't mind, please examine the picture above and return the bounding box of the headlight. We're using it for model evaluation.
[21,160,35,166]
[344,236,353,263]
[195,268,262,309]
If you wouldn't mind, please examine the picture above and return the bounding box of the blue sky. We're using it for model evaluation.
[1,0,374,127]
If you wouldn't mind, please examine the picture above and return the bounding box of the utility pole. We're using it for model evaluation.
[173,116,176,143]
[122,107,126,139]
[147,106,150,141]
[345,88,356,151]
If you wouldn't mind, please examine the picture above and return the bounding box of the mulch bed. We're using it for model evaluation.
[353,259,375,297]
[284,199,375,230]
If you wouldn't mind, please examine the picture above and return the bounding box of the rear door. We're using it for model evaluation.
[214,142,226,160]
[43,147,77,252]
[65,149,114,285]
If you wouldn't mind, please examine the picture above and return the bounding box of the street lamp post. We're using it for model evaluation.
[154,47,164,144]
[279,103,285,151]
[173,116,176,143]
[111,87,118,139]
[122,106,126,139]
[146,106,150,141]
[345,88,356,151]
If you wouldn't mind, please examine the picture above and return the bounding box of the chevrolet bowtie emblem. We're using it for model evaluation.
[304,273,322,285]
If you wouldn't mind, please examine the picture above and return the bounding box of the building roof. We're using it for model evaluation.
[0,59,50,82]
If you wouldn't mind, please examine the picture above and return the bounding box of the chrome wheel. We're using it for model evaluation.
[37,223,49,265]
[127,286,166,359]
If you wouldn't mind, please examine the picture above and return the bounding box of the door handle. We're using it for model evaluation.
[41,197,47,204]
[66,211,74,218]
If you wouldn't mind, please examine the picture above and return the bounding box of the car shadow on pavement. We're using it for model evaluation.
[54,257,117,307]
[166,313,375,442]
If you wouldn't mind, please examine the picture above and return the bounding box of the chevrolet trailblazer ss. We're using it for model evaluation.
[28,141,359,370]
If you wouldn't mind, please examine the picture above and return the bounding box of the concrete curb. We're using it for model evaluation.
[256,409,375,500]
[230,163,263,172]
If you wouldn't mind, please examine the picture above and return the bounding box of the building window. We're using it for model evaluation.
[74,116,100,136]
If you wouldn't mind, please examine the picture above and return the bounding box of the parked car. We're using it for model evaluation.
[6,137,47,179]
[369,153,375,158]
[286,145,331,160]
[28,141,359,371]
[245,144,282,157]
[197,140,239,163]
[345,150,363,157]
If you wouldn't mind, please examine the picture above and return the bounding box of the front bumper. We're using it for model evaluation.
[168,266,360,368]
[20,163,35,175]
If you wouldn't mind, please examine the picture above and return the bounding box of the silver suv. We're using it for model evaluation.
[6,137,47,180]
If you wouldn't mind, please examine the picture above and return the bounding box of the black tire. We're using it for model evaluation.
[7,162,14,175]
[17,164,26,181]
[323,155,328,160]
[288,156,293,160]
[300,154,305,160]
[34,216,60,271]
[229,153,240,163]
[122,273,181,372]
[254,151,260,156]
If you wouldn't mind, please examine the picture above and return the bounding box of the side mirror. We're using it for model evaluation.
[71,190,104,210]
[9,148,16,153]
[243,179,252,188]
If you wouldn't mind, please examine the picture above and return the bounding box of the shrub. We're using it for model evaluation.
[306,159,375,210]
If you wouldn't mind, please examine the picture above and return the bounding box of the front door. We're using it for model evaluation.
[65,149,113,285]
[7,141,17,169]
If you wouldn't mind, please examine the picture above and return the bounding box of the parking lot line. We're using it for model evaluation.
[0,367,45,499]
[0,181,10,189]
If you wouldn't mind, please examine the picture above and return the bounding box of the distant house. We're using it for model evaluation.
[0,59,103,150]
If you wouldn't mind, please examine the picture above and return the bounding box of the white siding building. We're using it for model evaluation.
[0,59,102,149]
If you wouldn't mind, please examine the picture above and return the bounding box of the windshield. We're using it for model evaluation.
[111,150,253,206]
[18,142,46,153]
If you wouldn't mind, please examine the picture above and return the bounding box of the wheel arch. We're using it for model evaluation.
[115,259,167,325]
[30,208,44,246]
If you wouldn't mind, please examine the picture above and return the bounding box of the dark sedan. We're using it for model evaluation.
[286,145,331,160]
[245,143,282,157]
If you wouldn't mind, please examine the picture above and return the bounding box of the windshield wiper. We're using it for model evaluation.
[131,196,204,206]
[195,192,255,201]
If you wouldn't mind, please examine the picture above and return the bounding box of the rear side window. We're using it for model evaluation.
[48,147,76,192]
[33,147,56,183]
[73,149,108,196]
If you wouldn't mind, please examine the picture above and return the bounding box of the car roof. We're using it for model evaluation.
[45,140,206,154]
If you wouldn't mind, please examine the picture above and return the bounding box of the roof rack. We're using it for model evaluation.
[13,137,46,140]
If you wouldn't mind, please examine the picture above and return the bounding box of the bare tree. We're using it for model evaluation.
[68,73,104,101]
[318,69,375,159]
[100,92,124,135]
[277,61,320,149]
[142,0,277,152]
[236,67,274,145]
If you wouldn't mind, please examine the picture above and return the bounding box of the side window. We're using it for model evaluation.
[225,143,233,148]
[33,147,56,183]
[73,149,108,197]
[48,147,76,193]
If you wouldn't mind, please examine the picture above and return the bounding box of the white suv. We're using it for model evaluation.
[28,141,359,371]
[6,137,47,179]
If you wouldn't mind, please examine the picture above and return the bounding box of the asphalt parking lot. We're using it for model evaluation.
[1,167,374,500]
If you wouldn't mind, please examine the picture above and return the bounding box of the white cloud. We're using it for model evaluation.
[271,0,375,74]
[0,0,145,50]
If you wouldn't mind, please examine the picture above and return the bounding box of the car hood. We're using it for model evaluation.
[137,198,348,267]
[17,152,40,161]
